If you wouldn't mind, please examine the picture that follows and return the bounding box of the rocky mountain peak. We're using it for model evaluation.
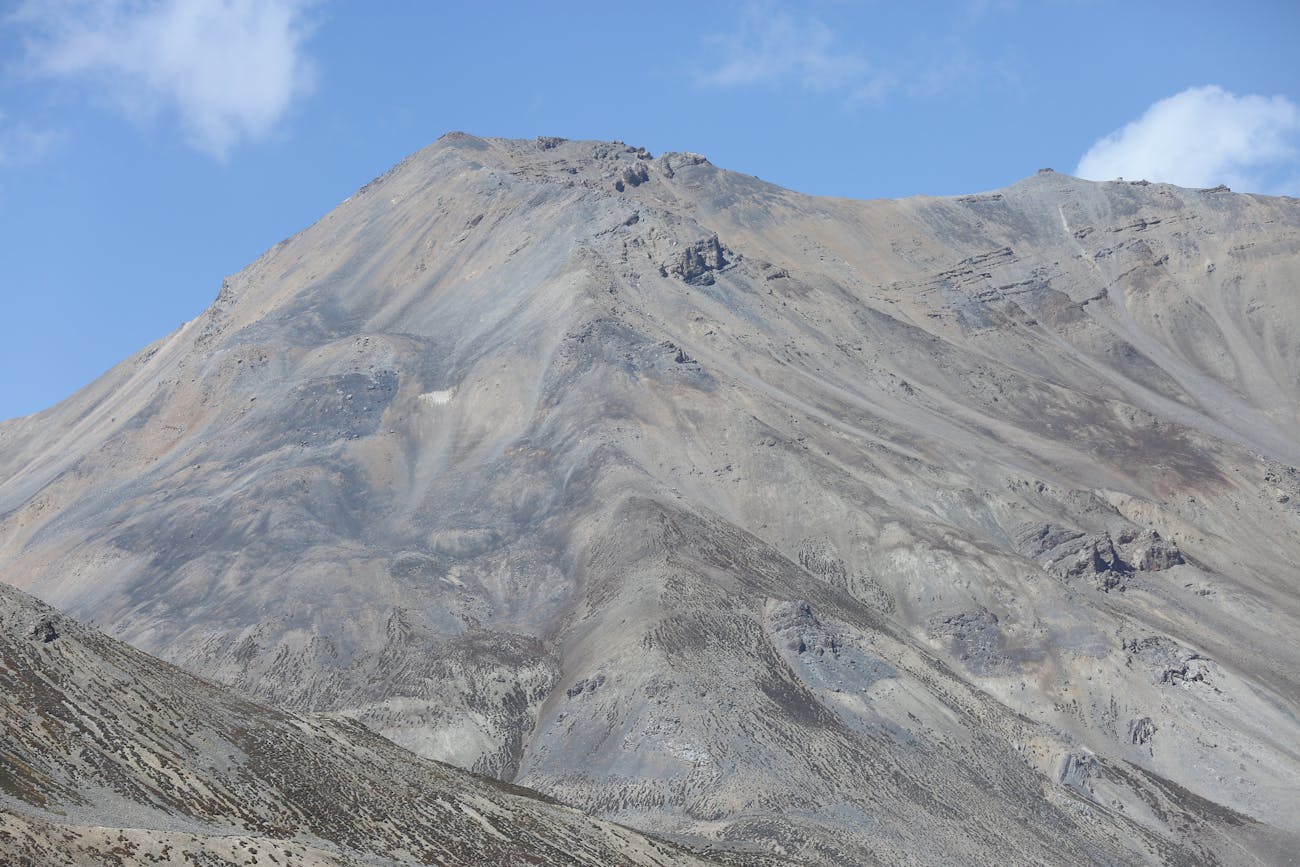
[2,134,1298,865]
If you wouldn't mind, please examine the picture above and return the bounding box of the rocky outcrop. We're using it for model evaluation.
[662,235,732,285]
[1128,716,1157,747]
[926,608,1012,674]
[614,162,650,192]
[1121,635,1217,688]
[770,599,841,658]
[1125,528,1186,572]
[1015,523,1185,592]
[28,616,57,643]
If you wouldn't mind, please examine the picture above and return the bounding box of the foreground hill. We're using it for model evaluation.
[2,135,1298,863]
[0,582,717,865]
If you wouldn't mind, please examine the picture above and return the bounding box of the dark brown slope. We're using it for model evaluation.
[0,582,717,865]
[1,135,1298,864]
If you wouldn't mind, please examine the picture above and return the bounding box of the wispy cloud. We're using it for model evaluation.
[1076,85,1300,195]
[15,0,317,160]
[0,110,64,167]
[697,4,890,99]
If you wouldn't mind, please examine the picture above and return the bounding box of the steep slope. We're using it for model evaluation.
[1,135,1298,864]
[0,582,717,865]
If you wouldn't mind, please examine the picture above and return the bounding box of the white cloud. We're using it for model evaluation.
[698,4,887,97]
[1076,86,1300,195]
[16,0,316,160]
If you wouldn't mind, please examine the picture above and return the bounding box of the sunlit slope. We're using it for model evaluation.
[2,135,1298,865]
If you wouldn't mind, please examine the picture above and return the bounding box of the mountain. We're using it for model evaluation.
[2,134,1298,864]
[0,581,722,865]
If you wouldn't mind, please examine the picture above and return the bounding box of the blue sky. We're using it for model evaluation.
[2,0,1298,421]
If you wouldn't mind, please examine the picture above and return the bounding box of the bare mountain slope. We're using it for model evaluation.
[2,134,1299,864]
[0,582,717,865]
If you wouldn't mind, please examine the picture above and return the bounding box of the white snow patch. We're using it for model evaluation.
[420,388,456,406]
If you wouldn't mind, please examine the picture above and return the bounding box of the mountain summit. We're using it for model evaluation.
[2,135,1299,864]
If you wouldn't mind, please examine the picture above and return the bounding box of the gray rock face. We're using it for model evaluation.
[2,134,1299,864]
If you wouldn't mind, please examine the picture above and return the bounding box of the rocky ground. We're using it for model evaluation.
[0,582,723,865]
[1,135,1298,864]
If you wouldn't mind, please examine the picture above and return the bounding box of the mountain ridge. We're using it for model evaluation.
[2,134,1298,864]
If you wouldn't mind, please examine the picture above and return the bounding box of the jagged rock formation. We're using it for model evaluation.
[2,134,1299,864]
[1014,522,1186,592]
[0,582,717,865]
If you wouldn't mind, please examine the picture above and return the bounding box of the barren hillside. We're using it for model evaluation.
[2,135,1298,864]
